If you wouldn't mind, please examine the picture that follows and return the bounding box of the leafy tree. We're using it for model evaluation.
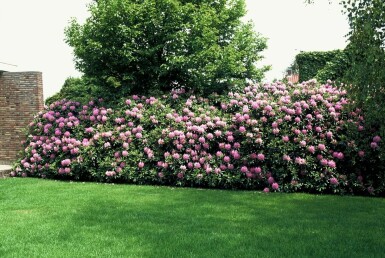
[341,0,385,127]
[65,0,269,98]
[45,77,94,106]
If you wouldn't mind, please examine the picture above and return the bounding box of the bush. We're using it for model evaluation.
[13,81,384,195]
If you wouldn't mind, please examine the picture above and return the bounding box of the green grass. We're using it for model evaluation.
[0,178,384,258]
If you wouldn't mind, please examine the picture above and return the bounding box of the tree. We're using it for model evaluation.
[341,0,385,133]
[341,1,385,100]
[45,77,94,106]
[65,0,269,99]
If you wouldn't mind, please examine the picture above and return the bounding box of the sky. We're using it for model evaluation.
[0,0,349,99]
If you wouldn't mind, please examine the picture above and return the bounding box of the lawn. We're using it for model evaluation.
[0,178,384,258]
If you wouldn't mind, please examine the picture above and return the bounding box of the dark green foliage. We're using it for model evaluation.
[45,77,94,106]
[295,50,343,82]
[315,50,350,83]
[65,0,269,99]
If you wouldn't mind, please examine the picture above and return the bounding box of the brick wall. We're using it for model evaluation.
[0,72,44,163]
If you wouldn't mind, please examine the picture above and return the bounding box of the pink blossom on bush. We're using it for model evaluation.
[257,154,265,161]
[327,160,336,168]
[373,136,381,143]
[358,151,365,158]
[370,142,379,149]
[318,144,326,151]
[240,166,248,173]
[307,146,315,154]
[61,159,71,167]
[330,177,338,185]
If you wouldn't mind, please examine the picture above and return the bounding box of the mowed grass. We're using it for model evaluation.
[0,178,384,258]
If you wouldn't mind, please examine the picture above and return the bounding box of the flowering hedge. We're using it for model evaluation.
[12,80,384,195]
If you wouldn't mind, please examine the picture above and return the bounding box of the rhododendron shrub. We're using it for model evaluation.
[13,81,384,195]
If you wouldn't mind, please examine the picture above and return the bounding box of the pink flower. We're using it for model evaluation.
[239,126,246,133]
[268,176,275,184]
[358,150,365,157]
[318,144,326,151]
[194,162,201,169]
[263,187,270,193]
[214,130,222,137]
[282,155,291,161]
[61,159,71,167]
[272,183,279,190]
[295,157,306,165]
[373,136,381,143]
[240,166,248,173]
[138,162,145,168]
[307,146,315,154]
[336,152,344,160]
[330,177,339,185]
[264,105,272,112]
[328,160,336,168]
[282,136,289,142]
[257,153,265,161]
[370,142,379,149]
[135,133,142,139]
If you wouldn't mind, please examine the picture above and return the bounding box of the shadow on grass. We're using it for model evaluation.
[66,187,385,257]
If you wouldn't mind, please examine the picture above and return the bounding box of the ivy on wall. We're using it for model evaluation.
[295,50,345,82]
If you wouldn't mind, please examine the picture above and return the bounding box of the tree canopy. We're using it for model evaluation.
[65,0,269,98]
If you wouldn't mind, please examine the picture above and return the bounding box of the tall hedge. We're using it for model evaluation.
[295,50,343,82]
